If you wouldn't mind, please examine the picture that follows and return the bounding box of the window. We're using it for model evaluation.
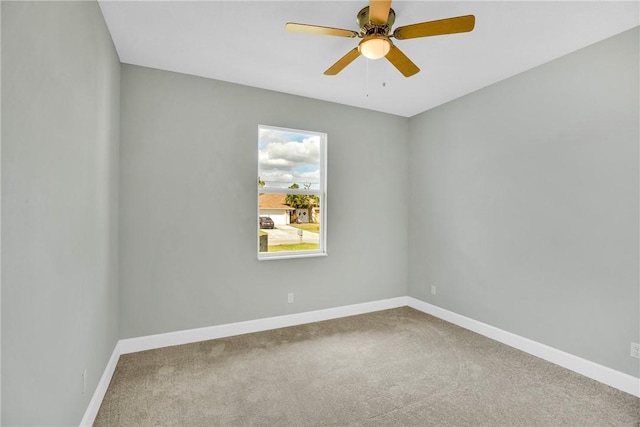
[258,125,327,260]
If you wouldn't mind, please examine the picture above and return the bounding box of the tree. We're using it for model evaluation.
[285,184,307,208]
[285,183,319,223]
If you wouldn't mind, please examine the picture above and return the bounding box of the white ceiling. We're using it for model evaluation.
[98,1,639,117]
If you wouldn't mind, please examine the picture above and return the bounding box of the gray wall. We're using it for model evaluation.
[408,27,639,377]
[119,64,409,339]
[1,1,120,425]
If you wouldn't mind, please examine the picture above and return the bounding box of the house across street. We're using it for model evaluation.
[259,193,321,226]
[259,193,293,225]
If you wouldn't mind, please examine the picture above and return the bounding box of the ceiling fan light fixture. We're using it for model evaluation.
[358,35,391,60]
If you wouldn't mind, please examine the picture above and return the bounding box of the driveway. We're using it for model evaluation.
[262,225,319,245]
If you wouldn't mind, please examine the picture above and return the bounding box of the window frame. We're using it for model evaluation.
[257,125,327,260]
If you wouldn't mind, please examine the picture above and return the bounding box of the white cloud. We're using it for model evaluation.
[259,133,320,187]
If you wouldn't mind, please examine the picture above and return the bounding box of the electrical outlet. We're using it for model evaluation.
[631,342,640,359]
[431,285,437,295]
[82,369,87,394]
[288,293,294,303]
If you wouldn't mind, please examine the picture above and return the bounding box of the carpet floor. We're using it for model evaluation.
[94,307,639,426]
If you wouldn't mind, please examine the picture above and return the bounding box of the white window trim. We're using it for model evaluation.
[258,125,327,260]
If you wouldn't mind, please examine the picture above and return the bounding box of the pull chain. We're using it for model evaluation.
[366,59,370,97]
[382,59,387,89]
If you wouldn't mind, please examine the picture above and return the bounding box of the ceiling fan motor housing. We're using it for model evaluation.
[357,6,395,35]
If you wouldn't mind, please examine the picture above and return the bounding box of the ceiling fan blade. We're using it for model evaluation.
[324,48,361,75]
[385,45,420,77]
[393,15,475,40]
[286,23,359,38]
[369,0,392,24]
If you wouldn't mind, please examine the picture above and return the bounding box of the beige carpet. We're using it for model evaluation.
[94,307,639,426]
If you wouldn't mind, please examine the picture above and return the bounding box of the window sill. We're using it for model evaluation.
[258,251,327,261]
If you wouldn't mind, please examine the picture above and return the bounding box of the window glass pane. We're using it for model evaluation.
[259,128,321,189]
[259,194,321,254]
[258,125,326,260]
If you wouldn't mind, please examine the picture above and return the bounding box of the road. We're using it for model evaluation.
[262,225,319,245]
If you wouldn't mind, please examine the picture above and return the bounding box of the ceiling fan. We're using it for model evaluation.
[285,0,475,77]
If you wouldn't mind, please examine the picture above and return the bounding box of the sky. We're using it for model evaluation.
[258,127,322,189]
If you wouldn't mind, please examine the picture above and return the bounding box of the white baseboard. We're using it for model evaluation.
[80,295,639,426]
[80,342,121,427]
[119,296,408,355]
[407,296,640,398]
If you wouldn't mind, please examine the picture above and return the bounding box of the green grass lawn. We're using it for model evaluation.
[289,223,320,233]
[268,243,320,252]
